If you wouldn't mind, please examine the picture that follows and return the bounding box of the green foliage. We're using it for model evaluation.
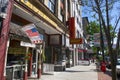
[109,25,116,38]
[86,21,100,35]
[92,46,97,53]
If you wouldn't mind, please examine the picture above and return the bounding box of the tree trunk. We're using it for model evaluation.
[94,0,117,80]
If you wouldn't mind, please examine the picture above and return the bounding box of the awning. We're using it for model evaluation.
[87,49,94,53]
[9,22,31,42]
[78,49,87,52]
[69,47,74,51]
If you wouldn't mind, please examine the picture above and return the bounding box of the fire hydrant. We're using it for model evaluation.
[100,61,106,72]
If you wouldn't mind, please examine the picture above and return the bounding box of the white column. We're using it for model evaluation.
[25,47,29,72]
[4,39,10,77]
[35,49,39,75]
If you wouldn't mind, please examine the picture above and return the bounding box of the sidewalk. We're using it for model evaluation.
[28,63,98,80]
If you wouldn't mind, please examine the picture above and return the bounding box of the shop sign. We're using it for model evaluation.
[0,0,8,18]
[20,41,36,48]
[8,47,26,54]
[70,38,82,44]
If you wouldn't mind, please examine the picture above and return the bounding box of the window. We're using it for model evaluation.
[76,4,78,10]
[39,0,44,3]
[77,30,79,38]
[79,22,81,28]
[78,10,81,16]
[0,17,3,34]
[67,0,70,18]
[60,0,64,22]
[48,0,56,13]
[77,17,79,24]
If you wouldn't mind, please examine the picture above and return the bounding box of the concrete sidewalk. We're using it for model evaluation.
[28,63,98,80]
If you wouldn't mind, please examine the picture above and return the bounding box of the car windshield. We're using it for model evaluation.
[117,59,120,65]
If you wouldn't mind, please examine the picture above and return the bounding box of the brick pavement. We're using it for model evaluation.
[98,71,112,80]
[96,62,112,80]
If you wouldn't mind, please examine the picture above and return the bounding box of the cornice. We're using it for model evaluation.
[14,0,68,33]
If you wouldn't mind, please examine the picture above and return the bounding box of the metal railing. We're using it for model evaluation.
[6,64,25,80]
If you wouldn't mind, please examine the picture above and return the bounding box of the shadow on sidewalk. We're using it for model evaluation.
[65,69,97,73]
[104,70,112,77]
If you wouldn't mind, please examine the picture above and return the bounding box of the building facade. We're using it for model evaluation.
[0,0,72,80]
[0,0,84,80]
[70,0,84,66]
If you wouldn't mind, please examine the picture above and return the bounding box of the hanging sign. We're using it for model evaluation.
[70,38,83,44]
[69,17,76,38]
[20,41,36,48]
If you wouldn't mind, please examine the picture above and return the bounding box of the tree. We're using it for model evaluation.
[82,0,120,80]
[86,21,100,41]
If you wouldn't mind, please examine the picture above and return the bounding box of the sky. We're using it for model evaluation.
[81,1,120,44]
[82,1,120,27]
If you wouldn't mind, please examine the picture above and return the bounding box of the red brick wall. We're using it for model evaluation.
[0,0,13,79]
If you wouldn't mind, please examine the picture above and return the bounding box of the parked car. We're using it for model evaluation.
[116,58,120,75]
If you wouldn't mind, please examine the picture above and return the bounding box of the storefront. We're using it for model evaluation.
[4,4,45,80]
[6,22,43,80]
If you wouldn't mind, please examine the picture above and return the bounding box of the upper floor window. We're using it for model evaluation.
[79,22,81,28]
[0,17,3,34]
[77,17,79,24]
[77,30,79,38]
[76,4,78,10]
[39,0,44,3]
[48,0,56,13]
[60,0,64,22]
